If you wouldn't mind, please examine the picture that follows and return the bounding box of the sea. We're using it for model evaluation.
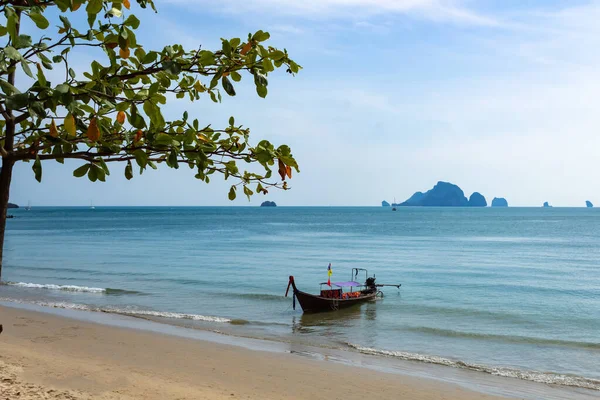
[1,207,599,398]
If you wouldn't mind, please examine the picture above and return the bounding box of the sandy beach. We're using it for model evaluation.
[0,304,514,400]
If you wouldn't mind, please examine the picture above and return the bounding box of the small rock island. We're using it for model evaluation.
[543,202,552,208]
[491,197,508,207]
[586,201,593,208]
[381,201,390,207]
[7,203,19,209]
[468,192,487,207]
[260,201,277,207]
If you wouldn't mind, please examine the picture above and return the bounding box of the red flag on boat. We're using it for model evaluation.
[327,263,332,286]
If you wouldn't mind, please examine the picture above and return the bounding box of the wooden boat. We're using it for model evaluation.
[285,268,400,313]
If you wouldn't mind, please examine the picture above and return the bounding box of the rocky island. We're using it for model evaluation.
[543,202,552,208]
[468,192,487,207]
[399,181,481,207]
[491,197,508,207]
[260,201,277,207]
[7,203,18,208]
[381,201,390,207]
[586,201,593,208]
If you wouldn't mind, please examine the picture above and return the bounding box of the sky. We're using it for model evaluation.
[8,0,600,206]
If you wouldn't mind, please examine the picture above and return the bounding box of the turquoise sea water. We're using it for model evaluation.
[2,207,599,393]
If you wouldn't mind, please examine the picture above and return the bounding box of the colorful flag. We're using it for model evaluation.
[327,263,332,286]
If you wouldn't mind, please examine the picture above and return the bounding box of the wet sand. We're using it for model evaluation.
[0,304,514,400]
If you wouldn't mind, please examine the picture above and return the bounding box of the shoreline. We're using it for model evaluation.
[1,303,597,400]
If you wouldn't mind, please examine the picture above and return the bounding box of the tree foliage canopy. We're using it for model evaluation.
[0,0,301,200]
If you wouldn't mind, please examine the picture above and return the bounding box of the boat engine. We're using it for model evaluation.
[366,276,376,289]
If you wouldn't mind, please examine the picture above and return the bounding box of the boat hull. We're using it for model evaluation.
[293,289,377,313]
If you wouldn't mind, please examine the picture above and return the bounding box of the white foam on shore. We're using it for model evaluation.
[346,343,600,391]
[0,297,231,324]
[4,282,106,293]
[117,309,231,323]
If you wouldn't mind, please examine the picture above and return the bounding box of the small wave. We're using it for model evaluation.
[1,282,142,295]
[237,293,287,302]
[346,343,600,391]
[115,309,231,323]
[0,297,231,324]
[401,326,600,350]
[3,282,106,293]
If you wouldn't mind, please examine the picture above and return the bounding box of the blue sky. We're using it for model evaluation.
[10,0,600,206]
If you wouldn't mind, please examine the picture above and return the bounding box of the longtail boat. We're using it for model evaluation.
[285,268,400,313]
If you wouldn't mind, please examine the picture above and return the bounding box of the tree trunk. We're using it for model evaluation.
[0,160,14,281]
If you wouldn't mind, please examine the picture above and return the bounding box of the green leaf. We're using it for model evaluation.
[73,164,90,178]
[21,61,33,78]
[125,160,133,180]
[32,157,42,182]
[252,30,270,42]
[228,186,236,200]
[243,185,253,200]
[143,100,165,128]
[133,149,148,168]
[87,12,97,29]
[6,93,29,110]
[221,76,236,96]
[14,35,32,49]
[125,15,141,29]
[96,166,106,182]
[59,15,71,29]
[256,85,267,98]
[230,71,242,82]
[6,8,18,44]
[86,0,103,15]
[0,26,7,37]
[87,165,98,182]
[36,64,47,86]
[229,116,235,126]
[4,46,21,60]
[55,84,70,94]
[0,79,20,95]
[28,12,49,29]
[154,133,173,146]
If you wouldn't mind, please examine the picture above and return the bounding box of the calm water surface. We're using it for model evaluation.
[2,207,599,392]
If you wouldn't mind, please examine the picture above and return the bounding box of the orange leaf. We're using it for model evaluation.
[106,42,118,50]
[286,165,292,179]
[278,159,286,181]
[135,130,143,142]
[119,48,130,59]
[116,111,126,124]
[72,1,81,11]
[87,117,101,141]
[123,0,131,9]
[240,42,252,55]
[49,119,58,137]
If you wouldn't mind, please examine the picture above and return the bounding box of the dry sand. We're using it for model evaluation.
[0,305,510,400]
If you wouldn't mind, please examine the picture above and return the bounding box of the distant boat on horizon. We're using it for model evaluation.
[90,201,95,210]
[392,197,397,211]
[24,201,31,211]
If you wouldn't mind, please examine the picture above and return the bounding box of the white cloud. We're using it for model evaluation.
[164,0,500,26]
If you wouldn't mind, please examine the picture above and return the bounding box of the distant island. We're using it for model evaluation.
[491,197,508,207]
[7,203,18,209]
[543,202,552,208]
[260,201,277,207]
[468,192,487,207]
[586,201,593,208]
[381,200,390,207]
[396,181,486,207]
